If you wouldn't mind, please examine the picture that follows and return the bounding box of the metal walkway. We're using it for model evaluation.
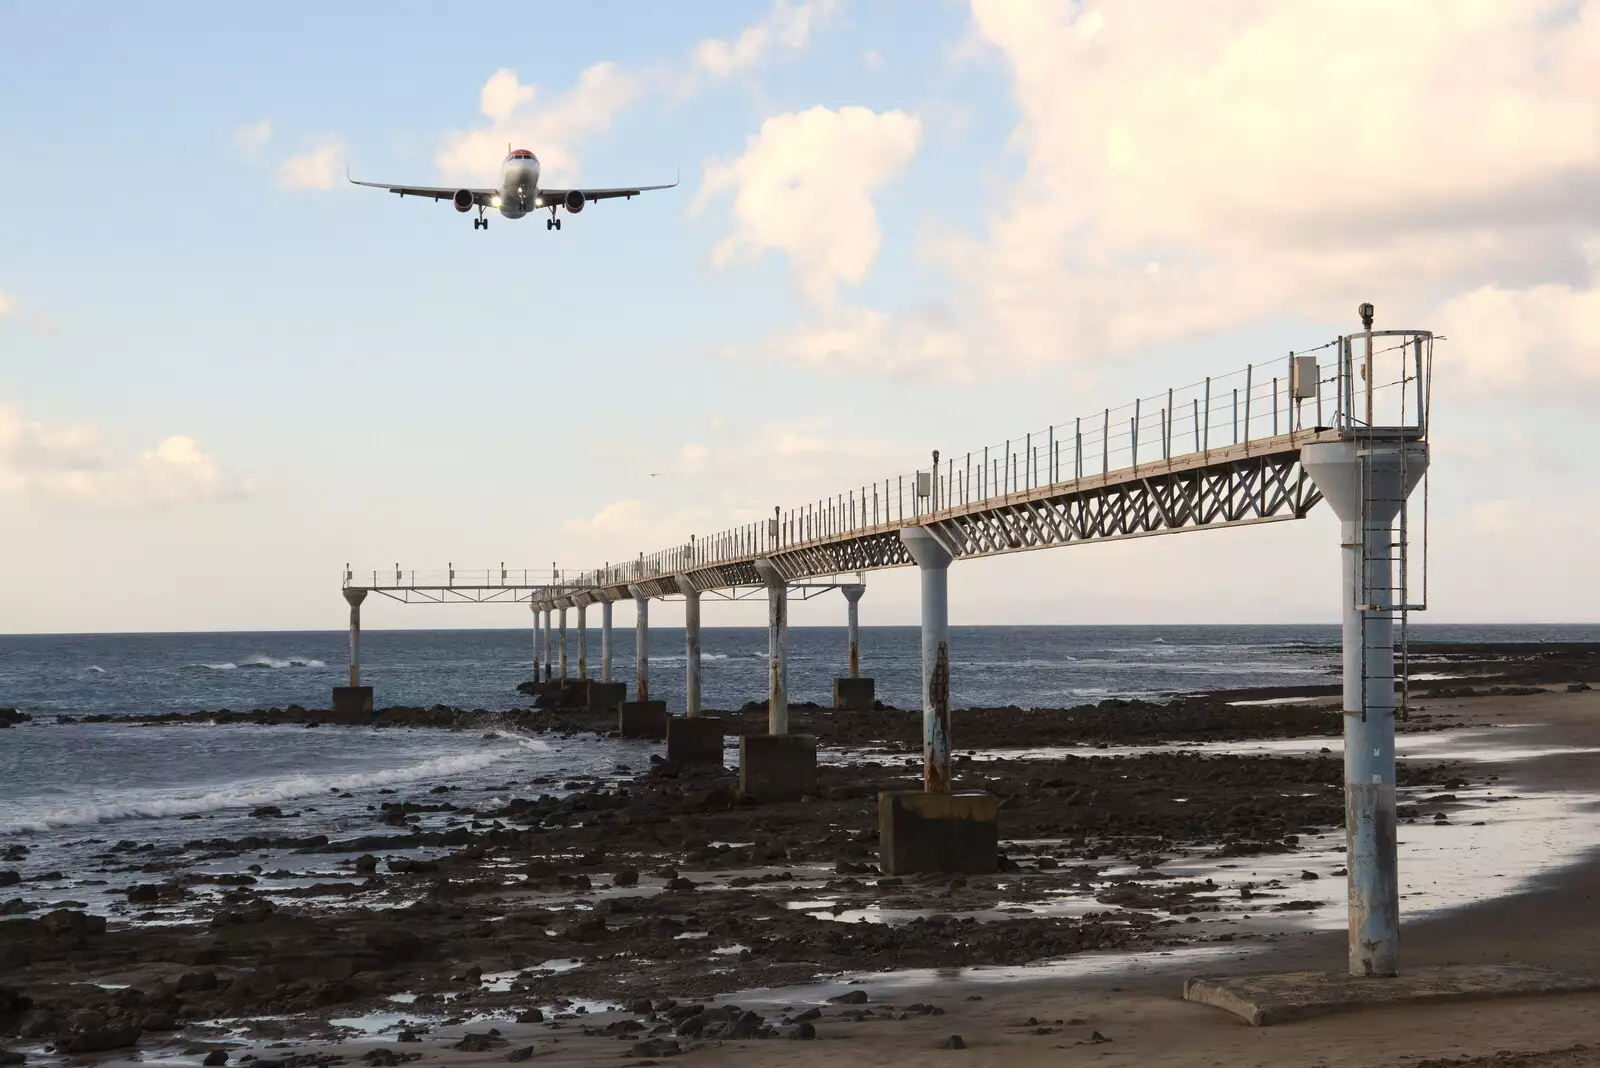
[343,329,1432,603]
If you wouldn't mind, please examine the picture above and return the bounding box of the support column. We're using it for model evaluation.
[576,603,588,679]
[630,586,650,702]
[542,609,553,682]
[876,527,993,876]
[682,579,702,718]
[558,605,569,680]
[901,527,952,792]
[530,603,541,684]
[1303,439,1428,978]
[766,579,788,734]
[333,588,373,715]
[601,599,614,683]
[833,584,875,711]
[738,559,808,798]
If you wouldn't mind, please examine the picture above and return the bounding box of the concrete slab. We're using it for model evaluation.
[618,701,668,740]
[878,791,999,876]
[331,686,373,717]
[666,716,725,766]
[833,677,875,711]
[739,734,818,802]
[1183,964,1600,1026]
[586,681,627,713]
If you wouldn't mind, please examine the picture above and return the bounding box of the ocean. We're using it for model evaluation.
[2,623,1597,917]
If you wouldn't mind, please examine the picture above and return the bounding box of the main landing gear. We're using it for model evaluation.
[546,207,561,231]
[474,207,488,230]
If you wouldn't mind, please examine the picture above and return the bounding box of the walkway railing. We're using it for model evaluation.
[566,330,1431,589]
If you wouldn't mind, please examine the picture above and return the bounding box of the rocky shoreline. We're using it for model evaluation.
[3,642,1595,1064]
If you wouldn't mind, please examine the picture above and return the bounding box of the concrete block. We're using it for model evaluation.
[666,716,725,766]
[1183,964,1600,1026]
[618,701,668,740]
[833,677,876,711]
[331,686,373,716]
[739,734,818,802]
[878,791,999,876]
[586,681,627,712]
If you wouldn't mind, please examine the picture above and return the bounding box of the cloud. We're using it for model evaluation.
[233,119,272,155]
[722,304,972,376]
[698,106,923,303]
[432,1,836,188]
[277,136,346,191]
[434,63,639,187]
[689,0,837,83]
[739,0,1600,382]
[0,407,252,510]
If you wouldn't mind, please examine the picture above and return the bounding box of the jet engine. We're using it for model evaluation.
[452,189,474,213]
[564,190,586,214]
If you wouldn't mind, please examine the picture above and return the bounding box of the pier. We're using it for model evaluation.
[340,313,1433,979]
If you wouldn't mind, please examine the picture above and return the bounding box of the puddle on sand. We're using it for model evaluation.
[1158,788,1600,930]
[724,943,1248,1008]
[330,1010,423,1035]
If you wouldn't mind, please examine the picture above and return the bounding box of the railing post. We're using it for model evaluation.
[1244,364,1253,447]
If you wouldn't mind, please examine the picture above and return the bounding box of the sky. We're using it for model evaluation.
[1,0,1597,634]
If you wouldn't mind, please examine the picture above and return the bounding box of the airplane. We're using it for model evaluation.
[348,148,676,231]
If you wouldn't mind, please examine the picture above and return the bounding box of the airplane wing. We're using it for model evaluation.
[540,178,679,205]
[347,174,497,205]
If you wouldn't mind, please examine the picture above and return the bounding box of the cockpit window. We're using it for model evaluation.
[507,149,536,161]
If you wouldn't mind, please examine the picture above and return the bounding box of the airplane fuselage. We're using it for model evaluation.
[496,155,541,219]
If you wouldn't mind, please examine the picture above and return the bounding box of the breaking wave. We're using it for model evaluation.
[0,739,547,835]
[188,655,326,671]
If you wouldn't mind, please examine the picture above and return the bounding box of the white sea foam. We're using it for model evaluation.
[0,739,548,834]
[85,665,107,674]
[189,656,326,671]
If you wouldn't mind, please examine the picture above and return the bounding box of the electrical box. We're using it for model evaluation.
[767,518,779,539]
[916,471,932,498]
[1292,355,1320,401]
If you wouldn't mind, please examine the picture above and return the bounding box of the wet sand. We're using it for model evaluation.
[3,662,1599,1066]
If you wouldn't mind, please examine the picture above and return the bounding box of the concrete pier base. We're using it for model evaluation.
[738,734,818,802]
[666,716,725,766]
[331,686,373,716]
[878,791,998,876]
[586,681,627,713]
[618,701,668,740]
[833,677,875,711]
[1183,964,1600,1027]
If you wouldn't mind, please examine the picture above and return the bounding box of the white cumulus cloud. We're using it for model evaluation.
[0,407,252,510]
[431,0,835,188]
[690,0,837,83]
[277,137,346,191]
[698,106,923,303]
[739,0,1600,384]
[434,63,638,187]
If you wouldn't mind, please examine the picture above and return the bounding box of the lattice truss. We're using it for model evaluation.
[926,454,1322,561]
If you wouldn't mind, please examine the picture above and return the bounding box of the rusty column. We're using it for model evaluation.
[842,585,865,678]
[899,527,952,792]
[542,609,554,682]
[343,588,367,688]
[558,604,569,680]
[629,585,650,702]
[600,598,614,683]
[754,559,788,735]
[529,602,541,683]
[682,576,702,718]
[576,602,588,679]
